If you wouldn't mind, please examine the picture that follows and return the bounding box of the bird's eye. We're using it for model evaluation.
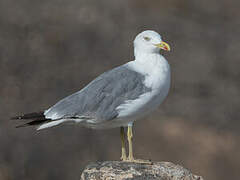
[144,37,151,41]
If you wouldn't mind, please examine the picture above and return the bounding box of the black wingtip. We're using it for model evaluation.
[11,116,23,120]
[15,119,51,128]
[12,111,49,128]
[15,123,29,128]
[11,111,45,120]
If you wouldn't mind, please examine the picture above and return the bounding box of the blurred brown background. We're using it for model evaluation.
[1,0,240,179]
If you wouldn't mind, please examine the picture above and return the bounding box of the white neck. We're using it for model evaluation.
[127,49,170,92]
[134,50,166,66]
[128,48,169,78]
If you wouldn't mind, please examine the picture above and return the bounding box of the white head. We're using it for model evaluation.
[133,30,170,57]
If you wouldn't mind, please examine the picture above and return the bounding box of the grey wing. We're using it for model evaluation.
[44,64,151,123]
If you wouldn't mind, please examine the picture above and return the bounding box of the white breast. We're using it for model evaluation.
[116,53,171,122]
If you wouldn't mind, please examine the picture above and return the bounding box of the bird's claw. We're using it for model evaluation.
[122,157,153,164]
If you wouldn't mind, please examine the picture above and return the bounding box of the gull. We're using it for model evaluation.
[12,30,171,163]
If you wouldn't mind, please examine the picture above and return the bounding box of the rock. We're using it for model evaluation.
[80,161,203,180]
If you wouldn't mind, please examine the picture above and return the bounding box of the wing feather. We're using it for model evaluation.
[44,63,151,123]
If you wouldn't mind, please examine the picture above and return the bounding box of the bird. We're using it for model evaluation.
[12,30,171,163]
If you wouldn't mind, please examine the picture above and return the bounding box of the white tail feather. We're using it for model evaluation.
[37,119,65,130]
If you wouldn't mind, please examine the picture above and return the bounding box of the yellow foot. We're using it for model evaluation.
[123,158,153,164]
[120,155,127,161]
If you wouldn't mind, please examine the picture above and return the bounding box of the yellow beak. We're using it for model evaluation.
[154,41,171,51]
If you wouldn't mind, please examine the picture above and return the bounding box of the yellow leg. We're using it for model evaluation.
[127,124,134,161]
[120,127,127,161]
[126,123,152,164]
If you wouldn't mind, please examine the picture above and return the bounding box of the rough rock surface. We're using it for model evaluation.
[81,161,203,180]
